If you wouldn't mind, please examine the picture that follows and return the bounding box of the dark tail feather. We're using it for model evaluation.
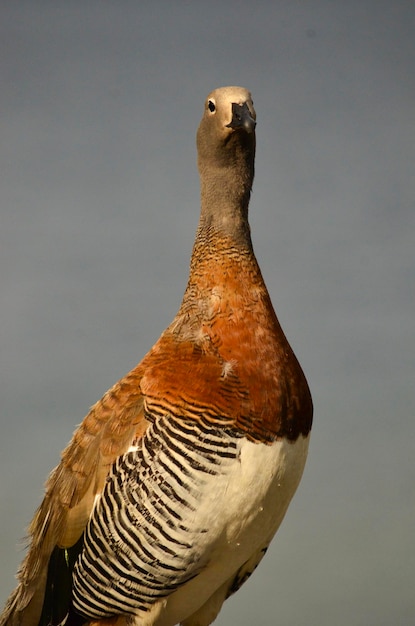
[38,535,85,626]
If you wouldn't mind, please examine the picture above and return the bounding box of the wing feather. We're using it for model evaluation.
[1,365,148,626]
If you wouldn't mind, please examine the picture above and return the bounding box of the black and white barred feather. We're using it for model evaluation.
[72,416,241,619]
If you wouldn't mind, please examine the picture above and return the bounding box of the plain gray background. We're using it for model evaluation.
[1,2,414,624]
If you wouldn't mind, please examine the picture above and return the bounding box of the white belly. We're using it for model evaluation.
[75,420,310,626]
[148,433,310,626]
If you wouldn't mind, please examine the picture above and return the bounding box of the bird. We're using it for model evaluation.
[1,86,313,626]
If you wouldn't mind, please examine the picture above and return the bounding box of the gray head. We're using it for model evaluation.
[197,86,256,173]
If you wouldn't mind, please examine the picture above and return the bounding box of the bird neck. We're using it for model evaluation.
[182,141,259,304]
[188,175,261,293]
[196,149,255,253]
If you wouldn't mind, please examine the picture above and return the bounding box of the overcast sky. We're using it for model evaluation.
[1,2,414,624]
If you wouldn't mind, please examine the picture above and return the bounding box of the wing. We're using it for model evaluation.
[1,363,149,626]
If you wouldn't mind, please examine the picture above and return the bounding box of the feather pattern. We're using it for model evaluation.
[72,417,241,619]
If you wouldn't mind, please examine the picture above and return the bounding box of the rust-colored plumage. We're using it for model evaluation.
[1,86,312,626]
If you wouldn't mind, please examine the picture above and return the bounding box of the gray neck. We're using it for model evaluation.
[197,150,254,249]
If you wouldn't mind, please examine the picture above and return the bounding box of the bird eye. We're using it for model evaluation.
[208,100,216,113]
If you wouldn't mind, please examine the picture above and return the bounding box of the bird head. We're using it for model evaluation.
[197,86,256,170]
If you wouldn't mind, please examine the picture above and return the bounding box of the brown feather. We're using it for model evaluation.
[0,370,148,626]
